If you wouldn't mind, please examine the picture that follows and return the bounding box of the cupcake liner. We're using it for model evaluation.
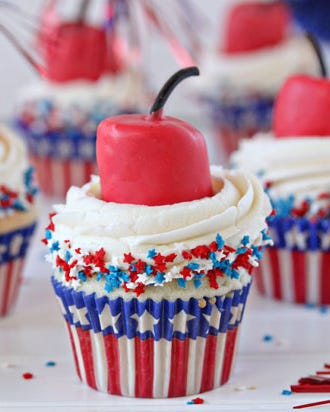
[255,248,330,305]
[268,216,330,251]
[16,123,97,198]
[30,155,97,198]
[52,276,251,398]
[16,123,96,161]
[202,94,274,158]
[0,222,37,316]
[255,216,330,304]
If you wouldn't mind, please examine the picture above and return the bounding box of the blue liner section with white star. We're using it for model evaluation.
[268,216,330,251]
[15,123,97,161]
[201,94,274,132]
[0,222,37,264]
[15,105,138,161]
[52,276,251,341]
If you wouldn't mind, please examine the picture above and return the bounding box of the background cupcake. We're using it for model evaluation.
[13,1,149,199]
[195,0,320,162]
[43,69,272,397]
[0,124,38,316]
[231,63,330,305]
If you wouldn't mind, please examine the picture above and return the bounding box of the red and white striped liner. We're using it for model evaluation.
[0,258,25,316]
[65,322,240,398]
[255,248,330,305]
[30,155,97,198]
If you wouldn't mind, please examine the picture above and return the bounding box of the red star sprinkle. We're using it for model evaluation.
[22,372,33,380]
[123,253,135,264]
[191,245,210,259]
[182,250,192,260]
[165,253,177,263]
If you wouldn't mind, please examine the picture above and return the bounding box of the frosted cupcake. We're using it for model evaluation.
[195,1,319,160]
[0,124,38,316]
[43,68,272,397]
[13,6,149,198]
[231,66,330,305]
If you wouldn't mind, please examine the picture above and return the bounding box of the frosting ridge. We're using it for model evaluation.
[196,36,319,96]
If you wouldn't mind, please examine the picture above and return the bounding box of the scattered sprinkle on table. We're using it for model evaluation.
[281,389,292,395]
[45,361,56,367]
[263,334,273,342]
[22,372,33,380]
[187,397,204,405]
[319,306,328,314]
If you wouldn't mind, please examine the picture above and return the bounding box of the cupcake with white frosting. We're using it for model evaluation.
[196,1,319,160]
[43,68,272,398]
[13,3,149,199]
[44,168,271,397]
[15,69,148,198]
[231,69,330,304]
[0,124,38,316]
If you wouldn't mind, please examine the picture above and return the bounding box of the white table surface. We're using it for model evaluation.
[1,196,330,412]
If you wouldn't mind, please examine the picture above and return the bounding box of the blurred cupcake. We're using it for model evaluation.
[0,124,38,316]
[231,69,330,305]
[196,1,319,160]
[43,68,272,397]
[13,3,149,198]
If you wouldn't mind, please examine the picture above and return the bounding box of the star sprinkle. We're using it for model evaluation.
[0,168,38,215]
[187,397,205,405]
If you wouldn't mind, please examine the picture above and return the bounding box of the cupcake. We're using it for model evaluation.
[231,66,330,305]
[0,124,38,316]
[195,1,319,160]
[13,4,149,198]
[43,68,272,397]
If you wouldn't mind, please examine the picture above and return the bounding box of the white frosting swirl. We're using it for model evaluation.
[17,69,149,111]
[231,134,330,212]
[196,36,319,97]
[0,124,29,194]
[53,167,271,256]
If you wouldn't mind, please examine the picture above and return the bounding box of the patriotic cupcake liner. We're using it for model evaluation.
[255,216,330,305]
[0,222,37,316]
[203,94,273,159]
[15,124,98,198]
[30,155,97,199]
[52,277,251,398]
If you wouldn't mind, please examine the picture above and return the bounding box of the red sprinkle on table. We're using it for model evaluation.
[293,399,330,409]
[22,372,33,380]
[187,397,205,405]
